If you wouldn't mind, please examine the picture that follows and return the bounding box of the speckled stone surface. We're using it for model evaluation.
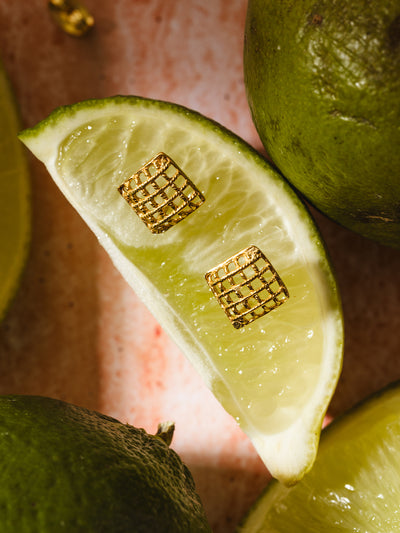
[0,1,399,531]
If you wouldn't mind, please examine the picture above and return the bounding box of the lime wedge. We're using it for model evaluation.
[19,96,343,484]
[0,59,30,321]
[239,381,400,532]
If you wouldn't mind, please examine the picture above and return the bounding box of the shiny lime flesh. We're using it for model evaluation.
[239,381,400,532]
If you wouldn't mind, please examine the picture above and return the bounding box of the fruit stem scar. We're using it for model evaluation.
[155,421,175,446]
[311,13,323,25]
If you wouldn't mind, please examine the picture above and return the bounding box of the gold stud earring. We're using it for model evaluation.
[205,245,289,329]
[118,152,205,234]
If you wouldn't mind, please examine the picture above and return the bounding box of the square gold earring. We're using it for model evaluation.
[118,152,205,234]
[205,245,289,329]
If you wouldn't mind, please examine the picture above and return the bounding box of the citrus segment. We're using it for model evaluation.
[0,59,30,320]
[19,96,343,484]
[239,381,400,532]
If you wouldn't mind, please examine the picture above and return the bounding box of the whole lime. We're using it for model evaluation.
[0,395,211,532]
[244,0,400,248]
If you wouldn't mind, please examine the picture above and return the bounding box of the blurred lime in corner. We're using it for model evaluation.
[238,380,400,532]
[0,394,211,532]
[0,59,30,322]
[244,0,400,248]
[19,96,343,485]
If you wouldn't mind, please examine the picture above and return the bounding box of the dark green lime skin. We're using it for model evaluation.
[244,0,400,248]
[0,395,211,533]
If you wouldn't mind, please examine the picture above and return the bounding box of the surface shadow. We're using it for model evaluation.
[0,2,111,409]
[188,459,271,533]
[313,208,400,417]
[0,158,102,410]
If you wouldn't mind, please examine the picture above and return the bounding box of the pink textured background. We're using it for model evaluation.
[0,1,399,530]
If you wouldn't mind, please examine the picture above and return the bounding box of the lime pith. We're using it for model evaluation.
[19,96,343,484]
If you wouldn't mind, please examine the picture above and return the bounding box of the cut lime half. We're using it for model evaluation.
[0,60,30,321]
[239,380,400,532]
[19,96,343,484]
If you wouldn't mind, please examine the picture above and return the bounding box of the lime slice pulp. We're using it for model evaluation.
[19,96,343,484]
[0,60,30,321]
[239,380,400,532]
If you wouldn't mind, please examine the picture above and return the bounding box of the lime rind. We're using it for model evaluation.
[19,96,343,484]
[244,0,400,248]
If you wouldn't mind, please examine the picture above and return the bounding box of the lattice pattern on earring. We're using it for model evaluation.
[205,245,289,329]
[118,152,205,234]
